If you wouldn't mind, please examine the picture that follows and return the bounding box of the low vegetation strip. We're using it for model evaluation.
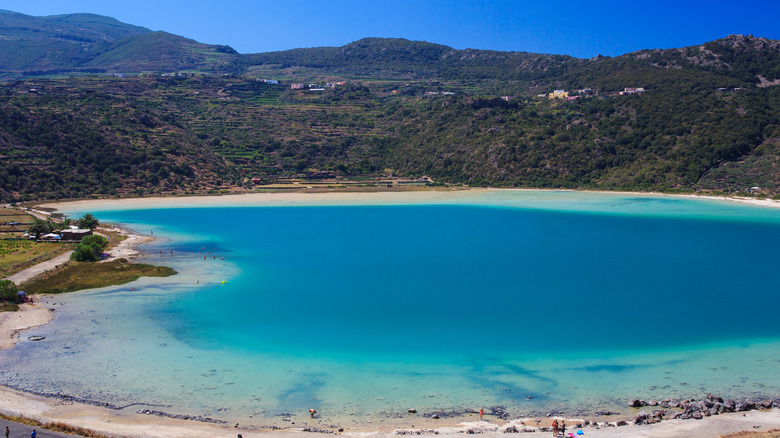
[0,412,110,438]
[20,258,176,294]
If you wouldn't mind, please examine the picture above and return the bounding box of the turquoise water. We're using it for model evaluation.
[1,191,779,423]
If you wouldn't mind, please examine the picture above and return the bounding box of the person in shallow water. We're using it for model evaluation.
[310,409,316,418]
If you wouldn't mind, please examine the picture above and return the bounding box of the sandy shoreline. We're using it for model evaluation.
[99,225,155,262]
[0,377,777,438]
[0,301,53,351]
[0,189,777,437]
[35,188,780,214]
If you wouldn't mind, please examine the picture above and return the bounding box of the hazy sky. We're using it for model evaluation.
[3,0,779,58]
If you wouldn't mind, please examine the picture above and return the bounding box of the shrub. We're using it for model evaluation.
[0,280,23,304]
[71,234,109,262]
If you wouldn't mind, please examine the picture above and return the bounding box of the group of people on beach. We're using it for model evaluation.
[551,419,566,437]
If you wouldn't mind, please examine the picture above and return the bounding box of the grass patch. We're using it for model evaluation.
[0,302,19,312]
[20,258,176,294]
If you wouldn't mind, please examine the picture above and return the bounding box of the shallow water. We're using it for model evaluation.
[3,191,779,423]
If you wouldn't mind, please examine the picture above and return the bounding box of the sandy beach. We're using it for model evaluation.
[0,189,776,437]
[31,190,780,226]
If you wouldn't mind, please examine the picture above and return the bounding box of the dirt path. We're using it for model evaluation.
[3,251,73,285]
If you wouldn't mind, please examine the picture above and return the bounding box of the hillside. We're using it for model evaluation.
[1,9,779,201]
[85,31,239,74]
[2,64,778,203]
[243,37,581,86]
[0,78,241,201]
[0,10,239,79]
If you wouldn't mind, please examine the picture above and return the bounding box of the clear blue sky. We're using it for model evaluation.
[4,0,779,58]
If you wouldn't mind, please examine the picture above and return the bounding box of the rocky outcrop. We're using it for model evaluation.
[631,394,780,423]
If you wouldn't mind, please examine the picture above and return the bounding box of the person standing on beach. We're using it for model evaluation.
[551,419,558,437]
[560,421,565,437]
[5,426,8,438]
[479,408,484,420]
[31,429,36,438]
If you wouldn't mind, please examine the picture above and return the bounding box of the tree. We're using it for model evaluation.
[70,234,109,262]
[81,234,108,249]
[76,213,99,230]
[28,218,54,239]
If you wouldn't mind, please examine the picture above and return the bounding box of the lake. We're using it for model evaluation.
[2,190,778,425]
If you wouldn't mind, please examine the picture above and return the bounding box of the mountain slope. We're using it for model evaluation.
[0,79,241,201]
[85,31,239,73]
[620,34,780,84]
[0,10,239,78]
[243,37,580,82]
[0,10,150,72]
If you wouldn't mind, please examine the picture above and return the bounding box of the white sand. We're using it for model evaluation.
[38,189,780,215]
[97,226,154,262]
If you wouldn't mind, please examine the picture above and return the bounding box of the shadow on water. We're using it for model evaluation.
[568,363,650,373]
[276,373,326,413]
[466,359,557,402]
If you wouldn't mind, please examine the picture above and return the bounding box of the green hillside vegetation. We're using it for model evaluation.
[0,10,238,79]
[243,37,582,87]
[3,64,777,202]
[85,31,240,74]
[377,87,778,190]
[0,77,241,202]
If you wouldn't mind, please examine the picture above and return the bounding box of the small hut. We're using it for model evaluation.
[60,226,92,242]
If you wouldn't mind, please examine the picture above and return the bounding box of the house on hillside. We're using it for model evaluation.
[548,90,569,99]
[620,87,645,95]
[291,83,305,90]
